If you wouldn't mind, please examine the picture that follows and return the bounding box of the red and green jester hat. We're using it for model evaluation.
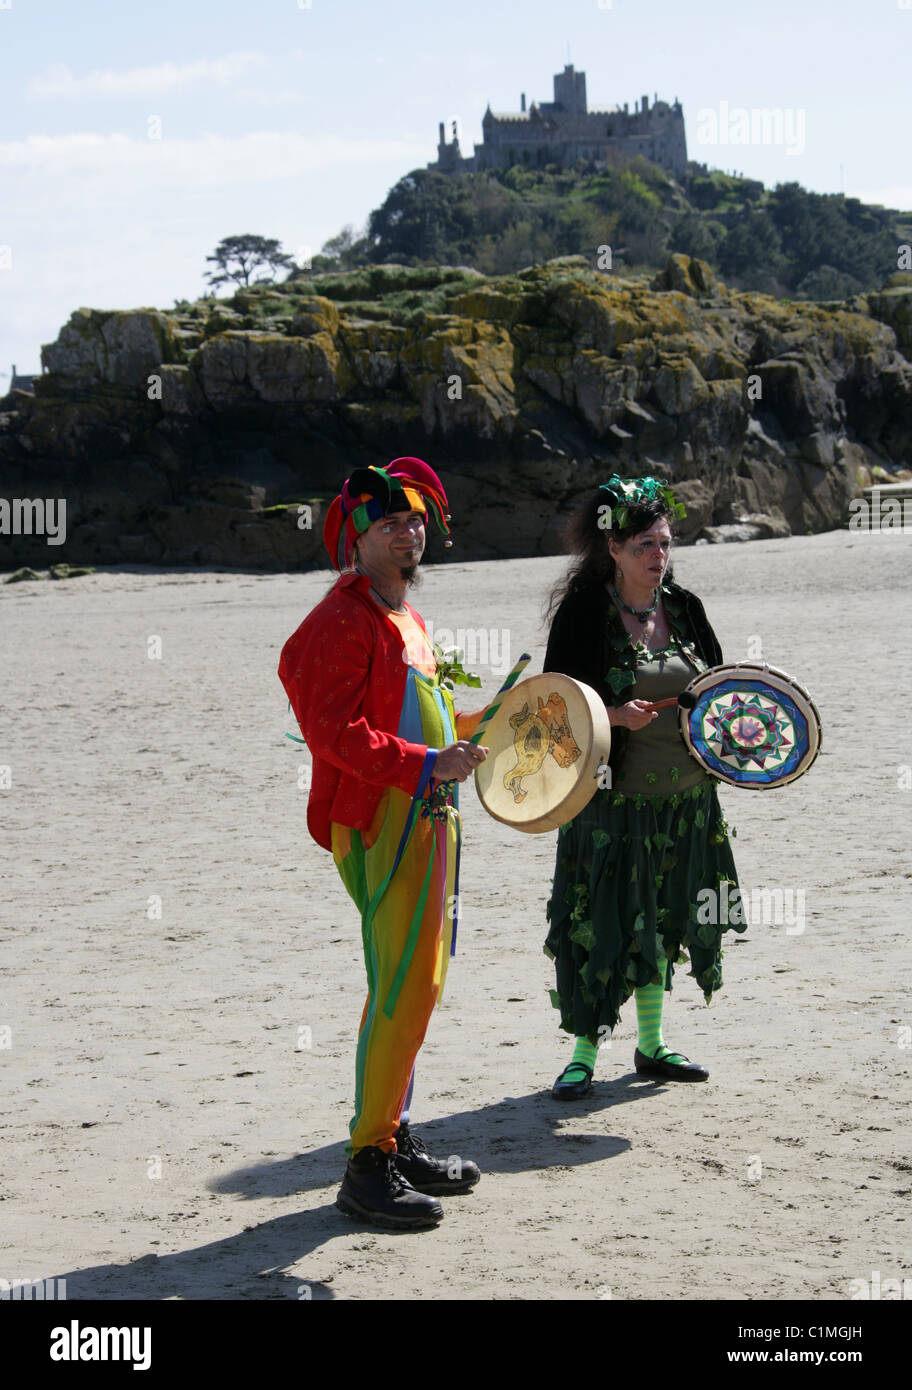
[322,457,452,571]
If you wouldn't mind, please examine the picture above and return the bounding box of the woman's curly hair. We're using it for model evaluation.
[546,487,676,620]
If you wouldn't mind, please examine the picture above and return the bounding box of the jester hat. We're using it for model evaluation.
[323,457,451,571]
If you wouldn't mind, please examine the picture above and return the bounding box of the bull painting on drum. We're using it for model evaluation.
[474,674,612,834]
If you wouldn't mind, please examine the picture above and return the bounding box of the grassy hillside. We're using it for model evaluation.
[301,157,908,301]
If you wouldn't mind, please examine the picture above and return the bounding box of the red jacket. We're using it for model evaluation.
[279,572,466,851]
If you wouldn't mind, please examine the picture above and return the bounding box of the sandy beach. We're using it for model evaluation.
[1,527,910,1302]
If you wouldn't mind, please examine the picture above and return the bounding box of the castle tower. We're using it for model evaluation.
[436,118,465,172]
[431,64,687,179]
[553,63,587,114]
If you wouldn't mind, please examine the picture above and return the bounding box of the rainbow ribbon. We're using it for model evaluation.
[378,656,533,1016]
[468,653,531,746]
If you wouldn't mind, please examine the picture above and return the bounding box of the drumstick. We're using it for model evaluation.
[642,691,698,713]
[468,653,531,745]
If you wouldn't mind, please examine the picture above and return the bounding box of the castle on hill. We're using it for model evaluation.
[432,64,687,179]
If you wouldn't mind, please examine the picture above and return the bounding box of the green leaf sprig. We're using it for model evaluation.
[432,642,482,691]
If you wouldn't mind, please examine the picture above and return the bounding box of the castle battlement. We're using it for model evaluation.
[432,64,687,179]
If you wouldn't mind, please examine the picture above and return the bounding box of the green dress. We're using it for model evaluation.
[544,620,744,1042]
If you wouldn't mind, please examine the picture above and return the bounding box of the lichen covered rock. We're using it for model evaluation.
[3,254,909,570]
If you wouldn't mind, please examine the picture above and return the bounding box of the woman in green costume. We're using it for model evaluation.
[544,476,745,1097]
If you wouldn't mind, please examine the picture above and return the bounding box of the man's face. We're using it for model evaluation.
[355,508,426,579]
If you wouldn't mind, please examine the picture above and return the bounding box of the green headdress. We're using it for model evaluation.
[598,474,686,531]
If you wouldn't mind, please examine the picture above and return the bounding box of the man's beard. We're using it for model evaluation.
[400,564,421,586]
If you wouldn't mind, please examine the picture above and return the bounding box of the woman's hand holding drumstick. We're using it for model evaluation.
[641,691,698,713]
[610,699,658,730]
[611,689,698,729]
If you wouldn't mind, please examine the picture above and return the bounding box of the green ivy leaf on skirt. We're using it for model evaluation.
[630,863,638,883]
[644,771,658,785]
[592,828,611,848]
[677,816,688,837]
[569,919,598,952]
[633,911,645,933]
[670,765,681,782]
[548,988,562,1009]
[596,966,612,983]
[654,873,664,889]
[643,834,652,852]
[695,809,705,828]
[606,668,636,695]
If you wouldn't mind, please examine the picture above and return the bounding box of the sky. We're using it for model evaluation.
[1,0,910,380]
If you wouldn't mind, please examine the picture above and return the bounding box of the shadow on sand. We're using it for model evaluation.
[55,1074,664,1300]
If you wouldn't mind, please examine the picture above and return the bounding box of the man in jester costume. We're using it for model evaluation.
[278,458,488,1229]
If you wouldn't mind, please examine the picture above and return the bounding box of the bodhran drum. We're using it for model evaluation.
[680,662,822,789]
[474,673,611,833]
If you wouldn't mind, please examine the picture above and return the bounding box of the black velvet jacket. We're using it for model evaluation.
[543,578,724,778]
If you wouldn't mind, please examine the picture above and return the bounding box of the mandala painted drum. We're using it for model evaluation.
[680,662,822,789]
[474,674,612,833]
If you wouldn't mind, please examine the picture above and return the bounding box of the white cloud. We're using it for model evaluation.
[28,52,269,100]
[849,187,912,212]
[0,130,428,184]
[228,88,311,107]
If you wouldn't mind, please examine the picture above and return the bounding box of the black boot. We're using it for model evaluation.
[393,1123,481,1195]
[336,1144,444,1229]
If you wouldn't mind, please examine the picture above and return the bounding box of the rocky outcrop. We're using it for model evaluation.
[1,256,910,569]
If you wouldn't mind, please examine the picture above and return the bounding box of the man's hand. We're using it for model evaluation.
[434,741,489,782]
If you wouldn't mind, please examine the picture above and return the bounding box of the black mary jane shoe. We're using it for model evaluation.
[551,1062,594,1100]
[634,1047,709,1083]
